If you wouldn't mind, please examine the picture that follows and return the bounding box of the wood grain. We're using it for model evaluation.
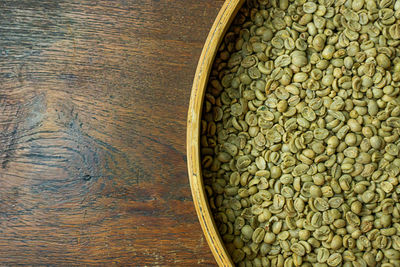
[0,0,224,265]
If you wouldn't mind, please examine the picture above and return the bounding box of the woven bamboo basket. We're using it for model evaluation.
[187,1,245,266]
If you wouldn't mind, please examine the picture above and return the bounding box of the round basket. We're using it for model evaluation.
[187,1,245,266]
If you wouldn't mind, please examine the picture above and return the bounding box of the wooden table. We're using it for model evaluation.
[0,0,224,265]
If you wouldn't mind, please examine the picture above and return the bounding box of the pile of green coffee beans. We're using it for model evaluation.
[200,0,400,266]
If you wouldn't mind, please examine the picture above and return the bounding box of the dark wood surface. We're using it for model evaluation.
[0,0,224,265]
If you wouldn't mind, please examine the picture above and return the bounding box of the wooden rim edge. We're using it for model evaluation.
[187,0,244,266]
